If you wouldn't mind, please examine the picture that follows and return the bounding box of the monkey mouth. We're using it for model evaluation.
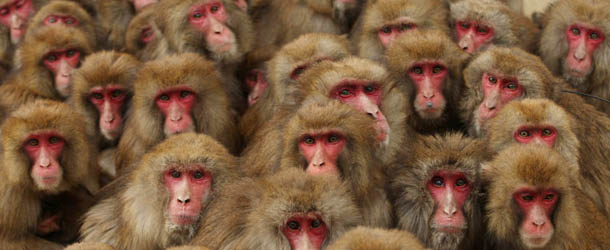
[435,226,465,234]
[171,214,199,226]
[523,235,551,248]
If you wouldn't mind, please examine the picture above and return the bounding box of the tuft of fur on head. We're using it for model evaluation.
[125,4,169,61]
[327,226,428,250]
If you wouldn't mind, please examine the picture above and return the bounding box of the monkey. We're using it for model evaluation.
[389,133,484,250]
[97,0,158,50]
[448,0,539,54]
[358,0,449,63]
[115,53,240,173]
[238,33,352,144]
[327,226,428,250]
[459,46,610,214]
[81,133,240,250]
[386,29,470,134]
[65,242,116,250]
[539,0,610,115]
[166,246,211,250]
[191,167,362,249]
[0,25,94,119]
[124,5,168,61]
[70,51,142,180]
[154,0,255,113]
[483,144,610,249]
[0,0,48,45]
[0,100,100,248]
[239,47,275,107]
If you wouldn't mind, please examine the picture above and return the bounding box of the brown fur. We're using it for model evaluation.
[483,144,610,249]
[96,0,137,50]
[358,0,449,62]
[386,29,470,133]
[115,53,240,172]
[192,168,362,249]
[238,33,352,144]
[459,46,610,214]
[539,0,610,115]
[449,0,539,53]
[124,4,169,61]
[389,133,483,250]
[166,246,212,250]
[81,133,239,250]
[328,226,428,250]
[65,242,116,250]
[0,100,99,247]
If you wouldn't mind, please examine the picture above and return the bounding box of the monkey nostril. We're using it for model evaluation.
[178,198,190,204]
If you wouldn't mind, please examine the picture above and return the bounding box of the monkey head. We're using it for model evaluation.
[390,133,482,250]
[1,100,97,195]
[129,0,158,12]
[459,47,556,136]
[0,0,40,44]
[24,1,96,45]
[121,133,238,245]
[483,144,581,249]
[125,5,160,61]
[241,47,275,106]
[387,30,469,126]
[71,51,141,144]
[329,0,361,33]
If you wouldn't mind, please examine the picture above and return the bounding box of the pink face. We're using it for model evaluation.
[89,86,128,141]
[330,80,390,144]
[408,62,448,119]
[43,15,78,26]
[164,166,211,226]
[42,49,82,98]
[564,24,604,77]
[155,88,197,136]
[245,69,269,106]
[378,20,417,48]
[455,21,494,54]
[282,214,328,250]
[189,2,235,53]
[0,0,34,44]
[24,133,66,191]
[513,188,558,248]
[299,132,346,176]
[140,26,154,44]
[427,171,470,233]
[477,73,523,125]
[130,0,158,12]
[514,126,557,147]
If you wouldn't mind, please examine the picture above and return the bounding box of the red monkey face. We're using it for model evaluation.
[513,188,559,249]
[164,166,212,227]
[563,24,604,79]
[24,133,66,191]
[299,132,346,176]
[0,0,34,44]
[331,80,390,145]
[189,2,237,54]
[455,20,494,54]
[408,62,448,119]
[513,126,557,147]
[476,73,523,128]
[89,86,128,141]
[245,69,269,106]
[378,18,417,48]
[155,89,197,136]
[42,49,82,98]
[43,14,78,26]
[282,213,328,250]
[427,171,470,234]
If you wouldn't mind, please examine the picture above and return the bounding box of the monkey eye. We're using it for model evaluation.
[27,139,39,146]
[400,23,412,31]
[287,221,300,230]
[193,171,204,179]
[170,170,181,178]
[339,89,352,97]
[159,94,170,101]
[48,16,57,23]
[571,27,580,35]
[476,25,489,34]
[364,85,375,93]
[292,66,306,78]
[488,76,497,83]
[589,32,600,40]
[519,130,530,137]
[66,50,77,57]
[192,12,203,19]
[455,178,467,187]
[521,194,534,202]
[64,17,75,24]
[542,128,554,137]
[111,90,124,98]
[431,177,444,187]
[91,92,103,100]
[460,22,470,29]
[411,66,423,75]
[180,91,192,98]
[0,8,9,16]
[15,0,24,8]
[327,135,339,143]
[303,136,315,145]
[311,219,322,228]
[544,194,555,200]
[381,26,392,34]
[432,65,443,74]
[505,82,517,90]
[46,54,58,62]
[210,4,219,13]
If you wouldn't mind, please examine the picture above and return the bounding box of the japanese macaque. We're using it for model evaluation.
[70,51,141,179]
[154,0,255,112]
[539,0,610,114]
[97,0,159,49]
[459,47,610,214]
[65,242,115,250]
[0,25,93,118]
[116,53,240,172]
[125,5,168,61]
[238,33,351,144]
[81,133,240,250]
[192,168,362,249]
[166,246,211,250]
[448,0,539,54]
[240,47,275,107]
[483,145,610,249]
[327,227,428,250]
[250,0,362,50]
[390,133,483,250]
[358,0,449,62]
[0,100,99,248]
[0,0,47,44]
[386,29,470,134]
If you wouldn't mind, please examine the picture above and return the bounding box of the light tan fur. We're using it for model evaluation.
[124,4,169,61]
[65,242,116,250]
[166,246,212,250]
[115,53,240,172]
[96,0,138,50]
[328,226,428,250]
[81,133,240,250]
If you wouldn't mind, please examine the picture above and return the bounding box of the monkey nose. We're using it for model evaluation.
[313,161,325,167]
[533,219,545,227]
[177,197,191,204]
[443,206,457,216]
[39,159,51,168]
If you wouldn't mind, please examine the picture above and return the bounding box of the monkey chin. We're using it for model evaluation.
[165,218,199,246]
[520,231,553,249]
[33,173,64,193]
[427,228,465,250]
[562,65,591,91]
[207,39,241,65]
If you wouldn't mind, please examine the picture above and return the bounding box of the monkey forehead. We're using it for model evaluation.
[449,0,518,44]
[363,0,448,33]
[30,1,91,26]
[547,0,610,35]
[301,57,390,92]
[386,30,466,72]
[19,25,93,67]
[72,51,140,94]
[489,99,573,134]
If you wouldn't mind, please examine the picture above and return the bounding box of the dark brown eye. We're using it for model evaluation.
[589,32,600,40]
[304,136,315,144]
[477,26,489,34]
[339,89,351,97]
[287,221,300,230]
[48,17,56,23]
[521,194,534,201]
[193,171,204,179]
[488,76,497,83]
[92,93,103,99]
[432,177,444,187]
[311,219,322,228]
[180,91,191,98]
[48,136,60,144]
[432,65,443,74]
[460,22,470,29]
[64,17,75,24]
[46,55,57,62]
[412,66,423,75]
[210,5,219,13]
[571,27,580,35]
[456,179,467,187]
[506,82,517,90]
[192,13,203,18]
[171,170,181,178]
[542,129,553,137]
[28,139,39,146]
[328,135,338,143]
[544,194,554,200]
[400,23,411,31]
[111,90,124,98]
[293,66,305,77]
[160,94,170,101]
[66,50,76,57]
[381,26,392,34]
[519,130,530,137]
